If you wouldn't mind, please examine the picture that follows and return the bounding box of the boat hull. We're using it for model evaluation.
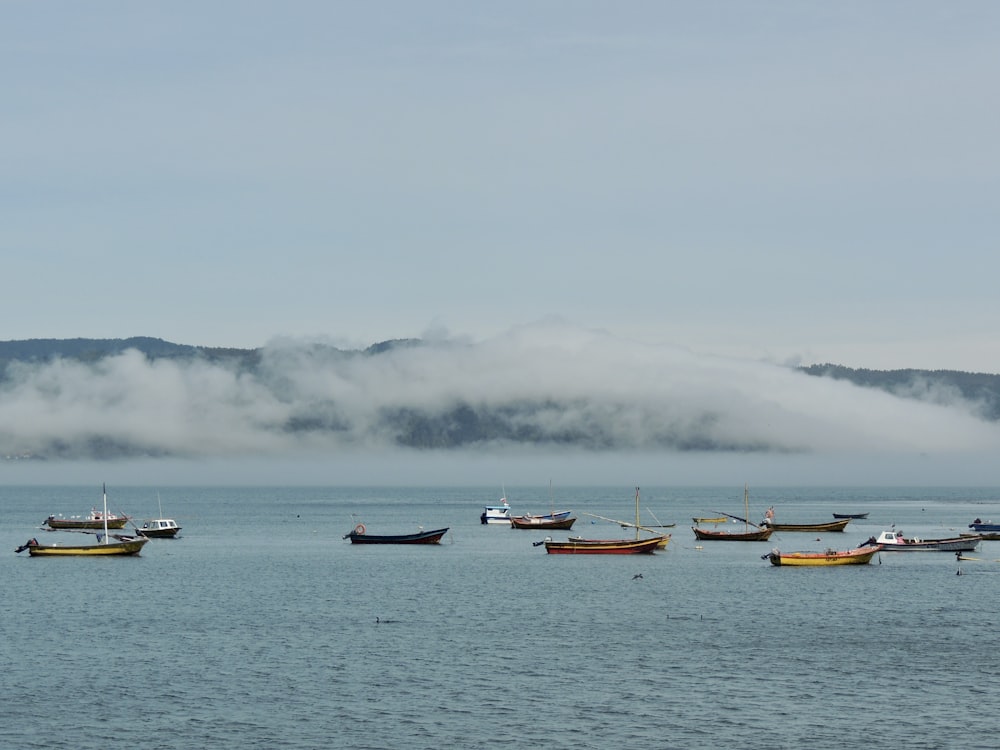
[346,528,449,544]
[544,537,661,554]
[833,513,869,519]
[692,526,773,541]
[969,523,1000,540]
[510,516,576,530]
[26,538,148,556]
[569,535,671,549]
[136,519,181,537]
[766,518,851,532]
[768,546,880,566]
[692,516,728,524]
[878,537,980,552]
[45,516,129,530]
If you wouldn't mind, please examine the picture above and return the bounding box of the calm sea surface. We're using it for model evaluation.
[3,484,1000,749]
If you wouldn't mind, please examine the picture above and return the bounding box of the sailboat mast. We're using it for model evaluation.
[635,487,641,540]
[743,483,749,532]
[102,483,109,543]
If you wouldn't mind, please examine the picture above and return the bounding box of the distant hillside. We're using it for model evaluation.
[0,338,997,460]
[798,364,1000,420]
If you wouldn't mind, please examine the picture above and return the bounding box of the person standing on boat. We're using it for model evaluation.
[762,506,775,526]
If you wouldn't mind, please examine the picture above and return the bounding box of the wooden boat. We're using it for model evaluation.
[691,485,773,541]
[576,488,670,548]
[693,525,773,541]
[765,545,881,567]
[18,485,148,557]
[763,518,851,533]
[16,534,148,556]
[343,524,448,544]
[136,518,181,538]
[692,516,728,524]
[833,512,869,519]
[569,535,670,549]
[44,509,129,530]
[510,513,576,530]
[543,537,661,554]
[862,530,981,552]
[968,520,1000,540]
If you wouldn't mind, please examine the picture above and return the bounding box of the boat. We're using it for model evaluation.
[18,485,149,557]
[762,518,851,533]
[44,508,129,530]
[481,492,512,524]
[543,536,662,554]
[691,485,774,542]
[573,488,672,549]
[135,494,181,537]
[136,518,181,538]
[16,534,148,556]
[510,510,576,530]
[968,519,1000,540]
[833,512,869,519]
[765,545,881,567]
[861,530,982,552]
[692,516,728,524]
[343,524,449,544]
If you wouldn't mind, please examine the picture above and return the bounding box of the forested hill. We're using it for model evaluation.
[1,338,998,460]
[798,364,1000,420]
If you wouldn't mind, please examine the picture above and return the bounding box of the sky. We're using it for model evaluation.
[2,3,1000,486]
[2,1,998,372]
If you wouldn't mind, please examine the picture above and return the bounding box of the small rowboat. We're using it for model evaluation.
[693,525,773,541]
[343,524,449,544]
[766,545,881,567]
[764,518,851,532]
[543,537,662,554]
[569,534,671,550]
[832,512,869,519]
[510,514,576,530]
[692,516,728,524]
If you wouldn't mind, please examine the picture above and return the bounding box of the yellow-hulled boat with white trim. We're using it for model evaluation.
[766,545,881,567]
[17,535,148,556]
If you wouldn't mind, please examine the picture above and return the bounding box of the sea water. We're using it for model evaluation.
[3,484,999,749]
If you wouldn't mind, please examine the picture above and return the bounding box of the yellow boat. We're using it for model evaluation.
[18,536,148,556]
[765,545,880,567]
[692,516,728,524]
[16,484,149,557]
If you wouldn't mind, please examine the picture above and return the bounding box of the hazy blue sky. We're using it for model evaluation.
[4,2,998,371]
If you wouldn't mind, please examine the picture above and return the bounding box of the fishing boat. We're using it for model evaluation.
[543,536,662,554]
[762,518,851,532]
[574,488,672,549]
[343,524,449,544]
[480,493,512,524]
[692,516,728,524]
[135,494,181,537]
[18,486,149,557]
[833,512,869,519]
[510,511,576,530]
[692,485,773,542]
[765,545,881,567]
[968,520,1000,540]
[862,530,981,552]
[136,518,181,538]
[44,508,130,530]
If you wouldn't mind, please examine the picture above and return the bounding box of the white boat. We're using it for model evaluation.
[863,530,981,552]
[136,518,181,538]
[480,495,511,525]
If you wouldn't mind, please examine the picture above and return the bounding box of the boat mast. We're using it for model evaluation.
[635,487,641,540]
[743,483,749,532]
[102,483,109,544]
